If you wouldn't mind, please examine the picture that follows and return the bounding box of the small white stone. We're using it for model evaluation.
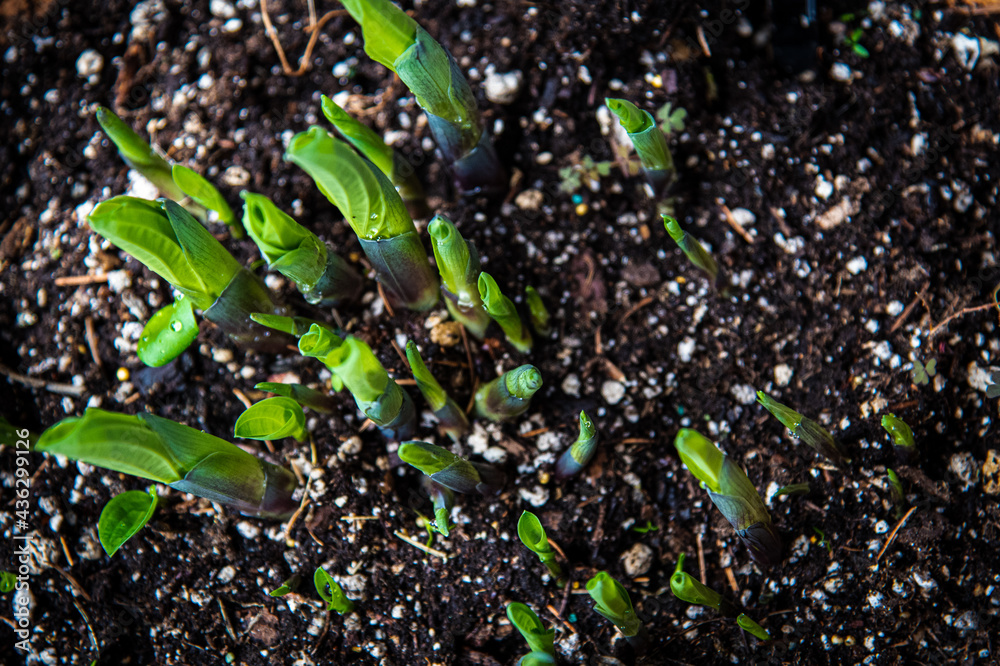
[886,300,904,316]
[950,33,981,71]
[106,270,132,293]
[76,50,104,78]
[620,542,654,577]
[601,380,626,405]
[535,152,553,165]
[217,565,236,583]
[774,364,794,386]
[221,165,251,187]
[729,207,756,227]
[846,256,868,275]
[677,337,696,363]
[222,18,242,33]
[815,175,834,201]
[731,384,757,405]
[873,520,890,534]
[210,0,236,18]
[236,521,260,540]
[483,70,522,105]
[212,348,234,364]
[518,485,549,507]
[561,373,581,397]
[830,62,853,82]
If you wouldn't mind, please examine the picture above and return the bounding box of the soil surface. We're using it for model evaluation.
[2,1,1000,665]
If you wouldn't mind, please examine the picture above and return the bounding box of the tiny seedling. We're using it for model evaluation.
[420,477,455,539]
[406,340,470,441]
[812,527,833,554]
[475,364,542,422]
[674,429,782,568]
[268,574,301,597]
[656,102,687,134]
[98,487,158,557]
[555,411,599,479]
[605,97,675,198]
[887,469,905,518]
[558,154,612,193]
[911,358,937,386]
[398,441,505,495]
[284,126,439,311]
[756,391,849,465]
[774,483,811,498]
[669,553,737,616]
[137,295,198,368]
[524,286,552,337]
[314,568,354,614]
[736,613,771,640]
[631,520,658,534]
[0,571,16,593]
[479,272,533,353]
[234,397,308,442]
[241,191,363,306]
[881,413,915,463]
[662,215,719,285]
[339,0,505,196]
[517,511,566,586]
[585,571,646,647]
[36,409,299,519]
[506,602,555,657]
[428,214,490,339]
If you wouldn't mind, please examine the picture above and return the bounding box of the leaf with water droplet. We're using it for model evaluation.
[137,297,199,367]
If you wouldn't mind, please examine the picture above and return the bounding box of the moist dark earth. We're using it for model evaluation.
[2,0,1000,664]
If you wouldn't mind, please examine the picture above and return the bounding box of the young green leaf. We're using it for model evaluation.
[478,272,532,352]
[663,215,719,284]
[398,441,505,495]
[171,164,237,230]
[421,477,455,537]
[555,410,599,479]
[605,97,674,196]
[674,429,782,569]
[250,313,328,338]
[0,571,17,594]
[36,409,299,519]
[96,106,184,200]
[313,568,355,614]
[475,365,542,422]
[137,296,199,367]
[516,511,565,586]
[98,487,158,557]
[234,397,307,442]
[669,553,737,616]
[774,483,811,498]
[736,613,771,640]
[268,573,301,597]
[756,391,849,465]
[506,602,555,656]
[405,340,469,441]
[284,126,438,311]
[585,571,643,639]
[524,286,552,337]
[255,382,338,414]
[881,413,915,463]
[428,215,491,339]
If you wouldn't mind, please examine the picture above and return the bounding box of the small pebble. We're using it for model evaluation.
[601,380,625,405]
[76,50,103,78]
[620,543,654,577]
[483,70,523,105]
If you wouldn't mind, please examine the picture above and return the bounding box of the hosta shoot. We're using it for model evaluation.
[516,511,565,586]
[314,567,355,614]
[321,95,427,217]
[88,197,290,358]
[475,364,542,422]
[478,273,532,352]
[524,286,552,337]
[506,602,555,657]
[405,341,469,441]
[428,215,490,339]
[234,397,308,442]
[171,164,239,236]
[397,441,505,495]
[241,192,363,306]
[585,571,646,646]
[284,126,438,311]
[605,98,675,197]
[98,487,158,557]
[756,391,849,465]
[421,477,455,538]
[255,382,338,414]
[268,573,301,597]
[96,106,184,201]
[669,553,737,616]
[662,215,719,285]
[339,0,506,196]
[674,429,782,569]
[36,409,299,519]
[737,614,771,640]
[555,410,598,479]
[881,413,915,463]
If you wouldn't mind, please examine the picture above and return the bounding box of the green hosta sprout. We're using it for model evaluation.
[398,441,505,495]
[137,296,198,367]
[736,614,771,641]
[478,273,532,352]
[36,409,298,519]
[171,164,239,235]
[242,192,363,306]
[255,382,338,414]
[518,653,557,666]
[669,553,737,616]
[0,571,16,594]
[674,429,782,569]
[887,469,905,516]
[516,511,565,586]
[98,487,158,557]
[428,215,491,339]
[663,215,719,285]
[475,364,542,422]
[321,95,427,217]
[302,332,415,439]
[314,568,355,614]
[881,413,915,463]
[506,602,555,657]
[235,397,307,442]
[250,313,328,338]
[96,106,184,201]
[339,0,505,196]
[756,391,849,465]
[555,411,599,479]
[284,126,438,311]
[405,341,469,441]
[88,197,289,355]
[421,477,455,537]
[524,286,552,337]
[774,482,811,498]
[605,98,675,197]
[268,573,301,597]
[585,571,645,645]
